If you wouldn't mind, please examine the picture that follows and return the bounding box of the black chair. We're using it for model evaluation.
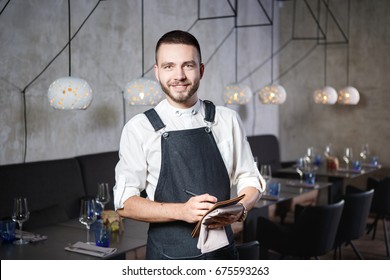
[256,200,344,259]
[366,177,390,257]
[333,186,374,259]
[247,135,284,174]
[236,241,260,260]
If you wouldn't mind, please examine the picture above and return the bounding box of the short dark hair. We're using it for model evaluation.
[155,30,202,63]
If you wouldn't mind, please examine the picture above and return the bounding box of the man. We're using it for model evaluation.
[114,30,264,260]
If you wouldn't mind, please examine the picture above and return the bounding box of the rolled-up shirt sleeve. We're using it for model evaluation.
[221,109,265,195]
[113,117,148,210]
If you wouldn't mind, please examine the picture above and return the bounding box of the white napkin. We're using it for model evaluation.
[15,230,47,243]
[196,204,243,254]
[65,241,117,258]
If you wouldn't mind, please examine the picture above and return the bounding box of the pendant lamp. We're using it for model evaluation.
[47,0,92,110]
[338,86,360,105]
[48,77,92,109]
[124,77,163,106]
[258,84,286,104]
[123,0,163,106]
[223,83,253,105]
[257,2,286,105]
[223,24,252,105]
[313,86,338,104]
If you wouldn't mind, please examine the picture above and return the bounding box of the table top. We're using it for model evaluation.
[276,164,382,180]
[255,177,331,209]
[0,218,148,260]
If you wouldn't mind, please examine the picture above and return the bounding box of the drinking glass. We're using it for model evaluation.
[96,183,110,212]
[12,197,30,245]
[324,143,333,158]
[359,144,370,164]
[306,147,315,163]
[343,147,353,169]
[79,198,97,244]
[260,165,272,192]
[296,157,306,183]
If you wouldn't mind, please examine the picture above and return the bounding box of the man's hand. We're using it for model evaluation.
[181,194,217,223]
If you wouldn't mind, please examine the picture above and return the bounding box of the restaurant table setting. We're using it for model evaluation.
[0,182,149,260]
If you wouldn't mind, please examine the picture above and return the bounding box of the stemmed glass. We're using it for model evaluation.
[260,165,272,192]
[79,198,97,244]
[343,147,353,169]
[296,157,306,183]
[360,144,370,164]
[96,183,110,212]
[12,197,30,245]
[324,143,333,158]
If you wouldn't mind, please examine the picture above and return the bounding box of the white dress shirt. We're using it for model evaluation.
[114,99,265,209]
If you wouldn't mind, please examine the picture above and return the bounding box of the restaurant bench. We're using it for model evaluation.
[0,151,119,230]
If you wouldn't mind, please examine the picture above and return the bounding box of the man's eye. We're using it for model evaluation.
[185,64,194,69]
[163,65,172,70]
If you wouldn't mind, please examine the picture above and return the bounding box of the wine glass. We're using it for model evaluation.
[360,144,370,164]
[306,147,315,163]
[296,157,306,183]
[12,197,30,245]
[96,183,110,212]
[343,147,353,169]
[79,198,97,244]
[324,143,333,158]
[260,165,272,192]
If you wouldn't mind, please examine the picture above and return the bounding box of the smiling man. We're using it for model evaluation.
[114,30,264,260]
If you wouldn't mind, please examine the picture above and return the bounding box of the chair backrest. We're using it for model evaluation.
[335,186,374,244]
[291,200,345,258]
[367,177,390,214]
[247,135,282,172]
[236,241,260,260]
[76,151,119,210]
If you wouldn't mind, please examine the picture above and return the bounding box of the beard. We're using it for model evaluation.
[160,79,200,104]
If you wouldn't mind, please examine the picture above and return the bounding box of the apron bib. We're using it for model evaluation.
[144,101,236,259]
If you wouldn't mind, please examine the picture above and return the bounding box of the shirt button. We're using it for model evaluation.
[191,109,197,115]
[175,111,181,116]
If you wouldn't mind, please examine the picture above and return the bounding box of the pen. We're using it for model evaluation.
[183,189,198,196]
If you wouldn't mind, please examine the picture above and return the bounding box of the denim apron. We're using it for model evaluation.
[143,100,237,260]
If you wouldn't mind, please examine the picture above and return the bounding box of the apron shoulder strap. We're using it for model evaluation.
[203,100,216,123]
[144,109,166,132]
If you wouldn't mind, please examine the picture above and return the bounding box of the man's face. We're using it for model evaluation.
[154,43,204,108]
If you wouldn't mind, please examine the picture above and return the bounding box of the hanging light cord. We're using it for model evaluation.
[22,0,102,93]
[0,0,11,16]
[19,0,102,162]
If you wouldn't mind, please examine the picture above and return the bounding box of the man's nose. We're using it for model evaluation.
[173,67,186,80]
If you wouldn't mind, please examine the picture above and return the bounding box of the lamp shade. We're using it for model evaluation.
[48,77,93,110]
[124,77,163,106]
[337,86,360,105]
[223,83,252,105]
[258,84,287,104]
[313,86,338,105]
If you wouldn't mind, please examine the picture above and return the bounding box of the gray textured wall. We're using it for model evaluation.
[0,0,279,165]
[278,0,390,167]
[1,0,389,169]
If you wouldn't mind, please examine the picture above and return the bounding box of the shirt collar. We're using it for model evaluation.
[166,99,201,117]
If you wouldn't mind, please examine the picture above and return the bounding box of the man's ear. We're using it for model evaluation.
[199,63,205,79]
[154,64,160,82]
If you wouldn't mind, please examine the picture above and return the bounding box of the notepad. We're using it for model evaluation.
[191,194,245,238]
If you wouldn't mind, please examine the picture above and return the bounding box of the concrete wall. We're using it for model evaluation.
[1,0,389,169]
[278,0,390,167]
[0,0,278,165]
